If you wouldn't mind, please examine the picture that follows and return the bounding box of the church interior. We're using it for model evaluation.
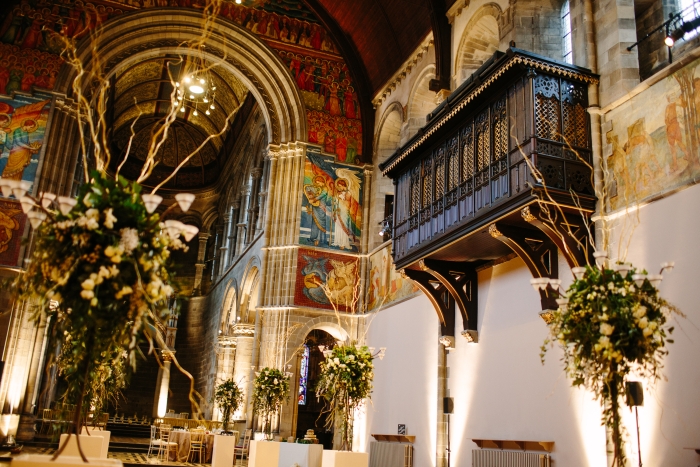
[0,0,699,465]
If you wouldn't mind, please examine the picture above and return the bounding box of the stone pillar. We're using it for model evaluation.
[153,352,173,418]
[231,330,254,418]
[212,224,224,282]
[228,200,240,263]
[247,168,264,242]
[218,210,233,277]
[192,233,210,296]
[436,334,449,467]
[236,187,251,255]
[36,100,82,198]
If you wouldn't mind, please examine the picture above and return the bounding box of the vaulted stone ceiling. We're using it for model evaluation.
[111,57,249,190]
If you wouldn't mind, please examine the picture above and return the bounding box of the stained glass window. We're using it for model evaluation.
[298,345,310,405]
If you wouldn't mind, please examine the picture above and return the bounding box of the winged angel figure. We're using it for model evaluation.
[0,99,50,181]
[331,168,361,250]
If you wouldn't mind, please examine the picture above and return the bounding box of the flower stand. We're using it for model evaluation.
[58,434,104,459]
[211,434,236,467]
[321,450,369,467]
[11,454,122,467]
[248,440,280,467]
[80,428,110,458]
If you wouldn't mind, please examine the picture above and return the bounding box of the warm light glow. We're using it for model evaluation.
[156,364,171,418]
[180,106,185,113]
[665,36,675,47]
[193,110,198,116]
[184,76,191,83]
[189,85,204,94]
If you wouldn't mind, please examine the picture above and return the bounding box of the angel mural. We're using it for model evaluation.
[300,153,362,252]
[0,98,51,189]
[297,250,358,311]
[0,199,24,266]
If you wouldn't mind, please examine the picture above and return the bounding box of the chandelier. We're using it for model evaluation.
[175,68,217,117]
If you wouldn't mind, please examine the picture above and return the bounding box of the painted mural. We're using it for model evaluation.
[606,55,700,210]
[0,0,363,162]
[300,152,362,252]
[0,96,51,192]
[0,198,26,267]
[295,247,359,312]
[366,243,419,311]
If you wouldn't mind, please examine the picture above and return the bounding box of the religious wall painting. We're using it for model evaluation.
[295,247,359,312]
[0,0,363,162]
[606,55,700,210]
[0,96,51,192]
[300,152,362,252]
[366,243,419,311]
[0,198,26,267]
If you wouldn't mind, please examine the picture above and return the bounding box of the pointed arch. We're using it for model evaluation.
[454,4,502,86]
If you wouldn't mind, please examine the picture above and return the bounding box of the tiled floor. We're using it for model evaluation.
[2,447,248,466]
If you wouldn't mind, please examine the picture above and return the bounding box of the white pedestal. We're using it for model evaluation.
[321,450,369,467]
[11,454,122,467]
[57,434,104,459]
[279,443,323,467]
[80,428,110,459]
[211,434,236,467]
[248,440,280,467]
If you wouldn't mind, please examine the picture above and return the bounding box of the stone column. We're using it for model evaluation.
[231,327,254,418]
[153,351,173,418]
[247,168,264,243]
[236,187,251,255]
[228,200,240,263]
[192,233,210,296]
[36,100,82,198]
[218,210,233,277]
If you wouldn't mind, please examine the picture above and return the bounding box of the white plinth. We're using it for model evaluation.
[321,450,369,467]
[11,454,122,467]
[279,443,323,467]
[211,434,236,467]
[58,434,104,459]
[80,428,110,459]
[248,440,280,467]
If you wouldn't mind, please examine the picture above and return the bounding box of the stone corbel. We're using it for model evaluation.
[488,223,558,311]
[419,259,478,343]
[402,269,455,341]
[520,206,592,269]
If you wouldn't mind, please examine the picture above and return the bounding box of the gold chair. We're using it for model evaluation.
[234,429,252,463]
[187,429,206,463]
[157,424,178,462]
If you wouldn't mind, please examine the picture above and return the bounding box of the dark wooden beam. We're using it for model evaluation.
[420,259,479,333]
[402,269,455,339]
[427,0,452,92]
[488,223,559,310]
[302,0,376,164]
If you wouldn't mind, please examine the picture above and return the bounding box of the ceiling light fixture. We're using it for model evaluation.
[175,57,218,119]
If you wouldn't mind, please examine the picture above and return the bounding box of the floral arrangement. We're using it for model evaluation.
[541,260,680,466]
[214,378,244,431]
[252,367,290,439]
[6,171,196,440]
[316,344,375,451]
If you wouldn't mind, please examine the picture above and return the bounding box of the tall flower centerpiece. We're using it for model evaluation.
[6,172,197,457]
[214,379,244,432]
[252,368,290,440]
[541,258,680,466]
[316,344,376,451]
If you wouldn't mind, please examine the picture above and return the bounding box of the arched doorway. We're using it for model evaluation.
[295,329,338,448]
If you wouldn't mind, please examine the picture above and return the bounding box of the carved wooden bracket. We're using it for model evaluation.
[488,222,558,310]
[521,205,592,268]
[402,269,455,339]
[419,259,478,335]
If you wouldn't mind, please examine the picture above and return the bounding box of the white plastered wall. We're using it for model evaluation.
[365,182,700,466]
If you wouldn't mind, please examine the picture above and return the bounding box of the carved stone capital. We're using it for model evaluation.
[251,168,264,179]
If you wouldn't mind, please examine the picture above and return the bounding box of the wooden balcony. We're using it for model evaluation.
[380,48,599,341]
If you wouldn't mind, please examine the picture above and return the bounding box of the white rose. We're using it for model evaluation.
[81,278,95,291]
[599,323,614,336]
[80,290,94,300]
[104,208,118,229]
[638,317,648,329]
[642,327,653,337]
[274,378,279,385]
[334,358,340,365]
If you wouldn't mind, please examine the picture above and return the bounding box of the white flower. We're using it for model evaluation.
[638,317,648,329]
[105,245,119,257]
[115,286,133,299]
[334,358,340,365]
[599,323,614,336]
[80,290,94,300]
[607,282,615,290]
[599,335,610,347]
[83,193,93,207]
[599,313,609,321]
[98,266,111,279]
[104,208,117,229]
[90,297,98,307]
[347,355,355,361]
[81,278,95,291]
[119,228,139,253]
[274,378,279,385]
[109,265,120,277]
[86,208,99,220]
[649,321,658,330]
[642,327,653,337]
[633,306,647,319]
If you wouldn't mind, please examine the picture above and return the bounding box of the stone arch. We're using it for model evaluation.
[220,280,239,335]
[369,101,404,248]
[53,8,306,146]
[454,4,502,86]
[240,257,261,323]
[286,316,352,361]
[405,65,436,141]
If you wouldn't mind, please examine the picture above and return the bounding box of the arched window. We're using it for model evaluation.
[562,0,573,64]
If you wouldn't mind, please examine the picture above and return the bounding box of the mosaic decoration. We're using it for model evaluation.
[300,152,362,252]
[298,344,309,405]
[0,198,26,267]
[0,0,363,162]
[366,243,419,311]
[0,95,52,191]
[295,247,359,312]
[606,55,700,210]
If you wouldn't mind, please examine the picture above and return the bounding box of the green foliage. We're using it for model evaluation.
[541,264,681,466]
[315,343,374,451]
[252,367,290,438]
[214,379,244,431]
[6,171,184,421]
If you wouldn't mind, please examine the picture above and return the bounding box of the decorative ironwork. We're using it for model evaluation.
[448,137,460,191]
[492,98,508,160]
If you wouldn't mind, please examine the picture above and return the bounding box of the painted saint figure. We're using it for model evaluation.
[303,175,333,246]
[2,118,41,181]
